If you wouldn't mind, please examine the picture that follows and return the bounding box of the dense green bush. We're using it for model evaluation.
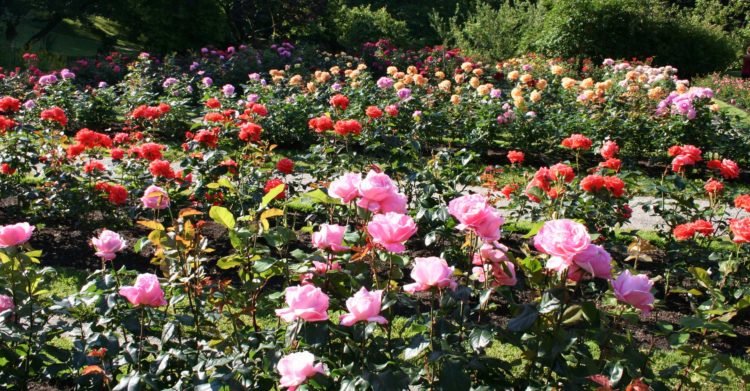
[432,1,545,61]
[333,4,409,52]
[533,0,737,77]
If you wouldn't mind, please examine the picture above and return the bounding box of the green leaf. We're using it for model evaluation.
[260,184,285,209]
[508,304,538,332]
[469,328,493,351]
[302,189,340,205]
[217,255,243,269]
[404,334,429,360]
[209,206,235,230]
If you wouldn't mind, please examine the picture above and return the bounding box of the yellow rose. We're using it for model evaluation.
[520,73,533,84]
[435,71,446,80]
[289,74,303,86]
[530,90,542,103]
[647,87,664,100]
[676,83,688,94]
[461,62,473,73]
[472,68,484,77]
[306,82,317,93]
[550,65,564,75]
[414,75,428,86]
[394,81,405,90]
[387,66,398,75]
[454,74,465,84]
[450,94,461,105]
[477,84,490,96]
[407,65,418,75]
[580,78,594,89]
[357,63,367,71]
[709,103,720,112]
[562,77,577,89]
[403,75,414,85]
[511,87,523,99]
[438,80,452,92]
[536,79,548,90]
[469,77,480,89]
[508,70,520,81]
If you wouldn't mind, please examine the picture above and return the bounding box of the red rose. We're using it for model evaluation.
[365,106,383,119]
[599,158,621,172]
[707,159,739,180]
[110,148,125,160]
[704,178,724,195]
[600,140,619,159]
[603,176,625,197]
[561,134,592,150]
[239,122,262,142]
[308,116,333,133]
[205,98,221,109]
[580,175,605,193]
[137,143,164,161]
[106,184,129,205]
[333,120,362,136]
[330,94,349,110]
[0,96,21,113]
[673,223,696,241]
[276,158,294,174]
[1,163,16,175]
[40,106,68,126]
[264,178,286,199]
[691,220,714,236]
[729,218,750,243]
[549,163,574,183]
[507,150,524,164]
[734,194,750,212]
[149,159,175,178]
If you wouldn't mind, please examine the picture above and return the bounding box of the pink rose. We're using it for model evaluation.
[339,287,387,326]
[119,273,167,307]
[140,185,170,209]
[569,244,612,281]
[275,285,329,322]
[471,243,517,287]
[329,172,361,203]
[403,257,457,293]
[447,194,504,241]
[311,224,349,252]
[277,351,326,391]
[612,270,654,314]
[367,212,417,253]
[357,170,407,213]
[533,219,591,260]
[0,222,34,248]
[300,261,341,285]
[92,229,127,260]
[0,294,14,315]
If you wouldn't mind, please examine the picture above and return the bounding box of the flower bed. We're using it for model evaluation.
[0,47,750,389]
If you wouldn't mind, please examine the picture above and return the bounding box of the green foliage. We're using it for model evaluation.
[433,1,545,60]
[333,3,409,51]
[533,0,737,77]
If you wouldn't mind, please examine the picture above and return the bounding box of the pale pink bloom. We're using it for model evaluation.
[356,170,406,213]
[447,194,504,241]
[300,261,341,285]
[275,285,329,322]
[471,243,517,286]
[533,219,591,261]
[612,270,654,314]
[403,257,457,293]
[277,351,326,391]
[119,273,167,307]
[140,185,170,209]
[367,212,417,253]
[92,229,127,260]
[311,224,349,252]
[339,287,387,326]
[0,294,14,315]
[0,222,34,248]
[329,172,361,203]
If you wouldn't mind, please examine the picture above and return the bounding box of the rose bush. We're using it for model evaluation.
[0,44,749,389]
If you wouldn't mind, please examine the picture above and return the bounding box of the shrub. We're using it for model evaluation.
[333,4,409,52]
[533,0,737,77]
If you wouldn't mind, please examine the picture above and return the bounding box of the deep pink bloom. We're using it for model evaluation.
[367,212,417,253]
[92,229,127,260]
[275,285,329,322]
[277,351,326,391]
[311,224,349,252]
[600,140,619,159]
[568,244,612,281]
[0,222,34,248]
[612,270,654,314]
[339,287,387,326]
[403,257,457,293]
[0,294,14,315]
[328,172,361,203]
[119,273,167,307]
[534,219,590,261]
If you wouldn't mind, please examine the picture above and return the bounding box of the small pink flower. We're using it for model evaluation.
[329,172,361,203]
[0,222,34,248]
[403,257,457,293]
[119,273,167,307]
[277,351,326,391]
[92,229,127,260]
[311,224,349,252]
[367,212,417,253]
[612,270,654,314]
[0,294,14,315]
[339,287,388,326]
[275,285,329,322]
[472,243,517,287]
[140,185,170,209]
[534,219,591,261]
[448,194,504,241]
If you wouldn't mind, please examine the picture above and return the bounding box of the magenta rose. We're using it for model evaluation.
[403,257,457,293]
[275,284,329,322]
[569,244,612,281]
[119,273,167,307]
[277,351,326,390]
[339,287,387,326]
[533,219,591,260]
[612,270,655,314]
[0,294,14,316]
[0,222,34,248]
[367,212,417,253]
